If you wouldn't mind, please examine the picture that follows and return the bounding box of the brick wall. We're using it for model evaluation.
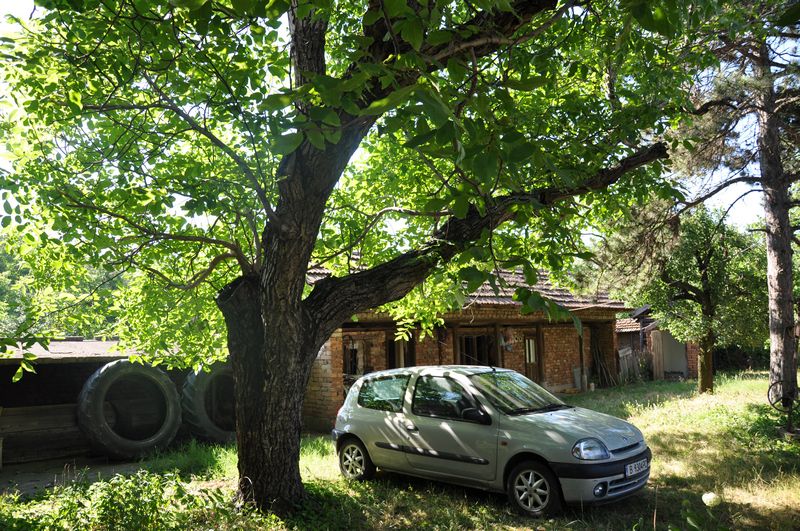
[415,329,454,365]
[686,342,699,378]
[503,328,528,375]
[302,331,344,432]
[541,326,593,391]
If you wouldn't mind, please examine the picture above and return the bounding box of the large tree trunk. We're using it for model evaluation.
[698,329,715,393]
[216,274,322,514]
[755,42,799,408]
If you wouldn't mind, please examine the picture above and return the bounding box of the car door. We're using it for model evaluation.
[352,374,413,470]
[401,374,497,482]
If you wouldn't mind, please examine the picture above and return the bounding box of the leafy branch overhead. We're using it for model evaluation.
[0,0,727,511]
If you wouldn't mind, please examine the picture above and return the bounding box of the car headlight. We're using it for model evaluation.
[572,438,610,460]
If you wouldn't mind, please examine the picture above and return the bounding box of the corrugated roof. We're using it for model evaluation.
[0,339,129,365]
[615,318,640,332]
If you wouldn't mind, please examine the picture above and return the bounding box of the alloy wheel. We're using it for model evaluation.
[341,444,365,478]
[513,469,550,512]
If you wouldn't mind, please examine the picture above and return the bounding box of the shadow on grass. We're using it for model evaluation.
[562,379,697,419]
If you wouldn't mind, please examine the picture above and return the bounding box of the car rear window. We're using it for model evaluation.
[357,375,410,412]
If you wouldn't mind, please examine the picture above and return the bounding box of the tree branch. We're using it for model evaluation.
[304,142,668,339]
[140,72,281,229]
[140,252,236,290]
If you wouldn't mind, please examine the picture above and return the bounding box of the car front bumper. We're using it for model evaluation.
[551,447,652,504]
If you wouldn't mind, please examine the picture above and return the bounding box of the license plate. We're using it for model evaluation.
[625,458,649,477]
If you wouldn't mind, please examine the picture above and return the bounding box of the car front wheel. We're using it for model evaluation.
[338,438,375,480]
[506,461,562,517]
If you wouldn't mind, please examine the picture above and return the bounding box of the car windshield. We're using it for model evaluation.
[469,371,570,415]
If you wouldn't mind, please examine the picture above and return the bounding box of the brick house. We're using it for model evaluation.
[303,270,626,431]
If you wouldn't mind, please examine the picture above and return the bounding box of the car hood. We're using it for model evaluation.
[504,406,643,451]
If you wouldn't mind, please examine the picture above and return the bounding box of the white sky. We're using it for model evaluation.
[0,0,764,228]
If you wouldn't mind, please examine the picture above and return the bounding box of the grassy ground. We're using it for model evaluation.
[1,371,798,530]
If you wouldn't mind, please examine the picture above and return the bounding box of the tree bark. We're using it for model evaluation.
[754,42,799,407]
[698,329,715,393]
[216,274,323,514]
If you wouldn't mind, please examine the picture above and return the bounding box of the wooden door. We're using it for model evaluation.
[524,336,540,382]
[651,330,664,380]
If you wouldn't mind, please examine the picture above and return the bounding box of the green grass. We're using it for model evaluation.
[1,371,798,529]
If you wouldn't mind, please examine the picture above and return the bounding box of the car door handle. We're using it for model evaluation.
[404,423,418,433]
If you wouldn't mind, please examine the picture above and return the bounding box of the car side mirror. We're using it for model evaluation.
[461,407,491,425]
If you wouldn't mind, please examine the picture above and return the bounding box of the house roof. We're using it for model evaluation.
[308,266,625,311]
[468,269,626,310]
[615,317,641,333]
[0,339,128,365]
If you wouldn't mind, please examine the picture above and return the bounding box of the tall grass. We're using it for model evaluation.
[1,370,797,530]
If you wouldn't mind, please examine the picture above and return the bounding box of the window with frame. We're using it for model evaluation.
[412,375,476,420]
[357,375,409,412]
[387,337,416,369]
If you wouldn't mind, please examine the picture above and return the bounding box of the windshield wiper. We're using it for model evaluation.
[534,403,573,412]
[507,407,540,415]
[508,403,573,415]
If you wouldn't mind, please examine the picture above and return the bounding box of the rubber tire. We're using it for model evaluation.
[338,438,376,480]
[506,460,563,517]
[181,362,236,444]
[77,360,181,459]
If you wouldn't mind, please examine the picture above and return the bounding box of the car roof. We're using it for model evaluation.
[358,365,513,380]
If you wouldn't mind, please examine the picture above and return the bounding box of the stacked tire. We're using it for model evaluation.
[76,360,236,459]
[181,362,236,444]
[77,360,182,459]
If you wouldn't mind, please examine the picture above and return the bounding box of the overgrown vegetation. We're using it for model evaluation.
[1,372,796,530]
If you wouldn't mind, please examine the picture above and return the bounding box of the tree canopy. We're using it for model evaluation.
[0,0,732,512]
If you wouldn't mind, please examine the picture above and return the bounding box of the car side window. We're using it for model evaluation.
[357,375,410,412]
[412,376,477,420]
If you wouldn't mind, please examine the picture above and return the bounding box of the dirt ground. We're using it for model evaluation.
[0,456,142,498]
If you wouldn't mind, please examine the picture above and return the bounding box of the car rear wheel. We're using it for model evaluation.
[338,438,375,480]
[507,461,562,517]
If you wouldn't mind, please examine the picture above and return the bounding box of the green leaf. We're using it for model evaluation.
[400,18,424,51]
[272,132,303,154]
[417,88,451,127]
[427,30,453,46]
[776,2,800,26]
[502,76,547,91]
[472,152,499,181]
[423,197,449,211]
[459,266,486,293]
[384,0,410,17]
[67,89,82,110]
[572,315,583,337]
[359,84,418,116]
[452,195,470,219]
[169,0,208,8]
[403,129,436,148]
[628,1,674,37]
[12,365,24,383]
[264,93,294,111]
[231,0,254,15]
[305,127,326,150]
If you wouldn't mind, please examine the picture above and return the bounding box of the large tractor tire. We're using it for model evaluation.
[77,360,181,459]
[181,362,236,444]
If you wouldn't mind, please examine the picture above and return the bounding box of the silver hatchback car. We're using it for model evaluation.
[332,366,651,516]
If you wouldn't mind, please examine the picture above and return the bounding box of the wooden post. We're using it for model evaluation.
[453,325,460,364]
[494,323,503,367]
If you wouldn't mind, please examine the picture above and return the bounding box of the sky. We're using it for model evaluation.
[0,1,765,228]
